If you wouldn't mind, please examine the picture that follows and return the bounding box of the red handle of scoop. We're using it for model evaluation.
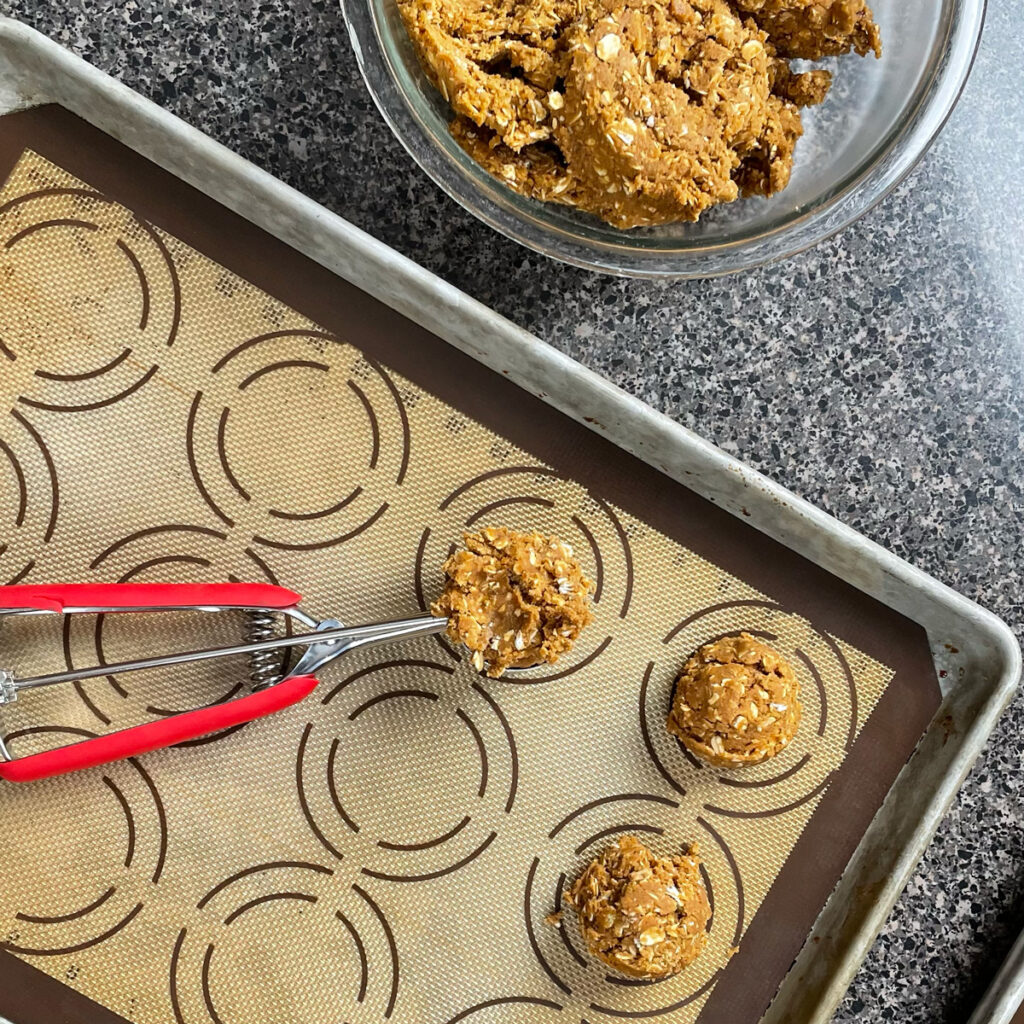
[0,581,312,782]
[0,673,318,783]
[0,581,302,612]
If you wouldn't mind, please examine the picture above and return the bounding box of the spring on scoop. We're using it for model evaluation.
[244,609,287,690]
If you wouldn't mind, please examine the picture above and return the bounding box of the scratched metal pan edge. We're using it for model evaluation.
[0,15,1019,1024]
[967,924,1024,1024]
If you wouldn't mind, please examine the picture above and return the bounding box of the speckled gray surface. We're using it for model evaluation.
[0,0,1021,1020]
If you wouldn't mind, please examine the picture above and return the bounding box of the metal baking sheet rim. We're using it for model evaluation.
[0,16,1018,1024]
[968,924,1024,1024]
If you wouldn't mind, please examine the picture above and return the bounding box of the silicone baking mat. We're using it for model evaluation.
[0,107,940,1024]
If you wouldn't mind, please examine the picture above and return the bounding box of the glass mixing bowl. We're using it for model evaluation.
[342,0,986,277]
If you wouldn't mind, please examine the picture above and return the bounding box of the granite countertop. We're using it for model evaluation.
[0,0,1021,1020]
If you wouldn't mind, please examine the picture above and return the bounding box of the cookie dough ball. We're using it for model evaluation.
[731,0,881,59]
[564,835,710,978]
[431,526,594,677]
[667,633,801,767]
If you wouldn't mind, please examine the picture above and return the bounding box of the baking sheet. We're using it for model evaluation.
[0,105,945,1024]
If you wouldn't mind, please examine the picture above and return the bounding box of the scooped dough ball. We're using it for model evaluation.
[564,835,710,978]
[431,526,594,677]
[667,632,801,767]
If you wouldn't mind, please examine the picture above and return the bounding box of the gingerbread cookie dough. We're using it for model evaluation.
[451,117,587,206]
[553,0,822,225]
[431,526,594,677]
[732,0,881,59]
[563,835,711,978]
[667,632,801,767]
[397,0,576,150]
[401,0,878,226]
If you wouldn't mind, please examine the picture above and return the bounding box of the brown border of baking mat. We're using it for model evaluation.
[0,105,941,1024]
